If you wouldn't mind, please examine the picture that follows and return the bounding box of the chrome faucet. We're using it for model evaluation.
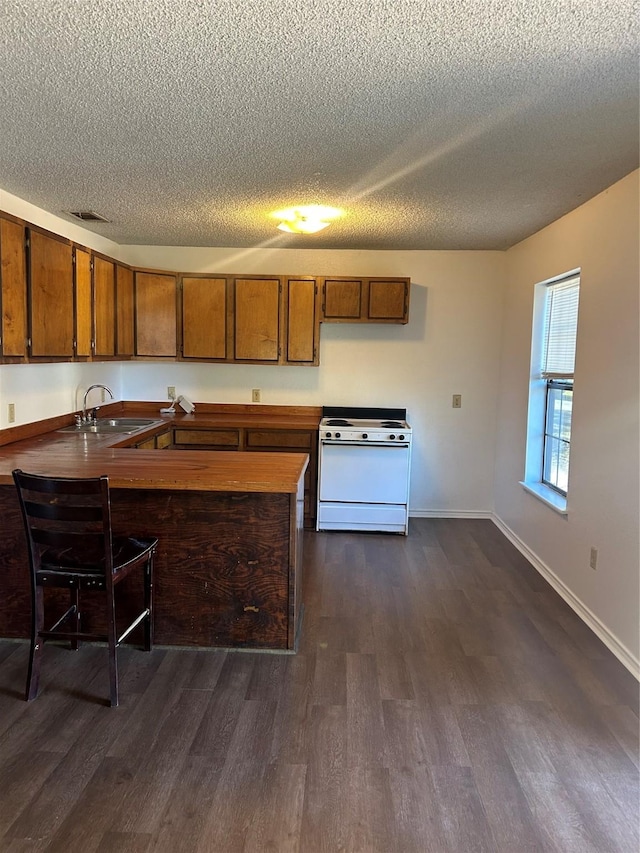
[81,384,114,424]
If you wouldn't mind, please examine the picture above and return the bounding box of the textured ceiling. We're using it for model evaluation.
[0,0,638,250]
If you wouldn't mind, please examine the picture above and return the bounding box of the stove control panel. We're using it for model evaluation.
[322,430,410,442]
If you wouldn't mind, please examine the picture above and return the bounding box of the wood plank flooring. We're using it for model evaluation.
[0,518,637,852]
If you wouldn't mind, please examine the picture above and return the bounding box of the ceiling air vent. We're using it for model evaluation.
[69,211,110,222]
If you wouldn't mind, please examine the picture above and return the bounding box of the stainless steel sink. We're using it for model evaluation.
[58,418,161,434]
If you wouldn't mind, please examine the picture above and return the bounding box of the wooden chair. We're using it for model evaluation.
[12,469,158,706]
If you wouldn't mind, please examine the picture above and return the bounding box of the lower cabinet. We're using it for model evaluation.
[245,429,317,529]
[172,428,241,450]
[0,482,303,651]
[134,428,173,450]
[157,424,318,528]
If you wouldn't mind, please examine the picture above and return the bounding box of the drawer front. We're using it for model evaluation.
[136,436,156,450]
[246,430,312,450]
[173,428,240,447]
[156,431,172,449]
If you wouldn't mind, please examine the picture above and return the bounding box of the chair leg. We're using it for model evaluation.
[70,587,80,650]
[107,593,119,707]
[26,586,44,701]
[144,554,154,652]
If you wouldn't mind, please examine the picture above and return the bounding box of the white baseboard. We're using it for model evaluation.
[492,514,640,681]
[409,509,493,519]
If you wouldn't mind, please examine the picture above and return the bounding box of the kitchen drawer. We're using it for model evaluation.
[135,436,157,450]
[156,430,172,449]
[245,429,312,449]
[173,428,240,448]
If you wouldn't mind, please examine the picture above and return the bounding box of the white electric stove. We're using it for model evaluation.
[317,406,412,534]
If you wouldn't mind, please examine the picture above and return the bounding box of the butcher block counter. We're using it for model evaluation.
[0,403,320,651]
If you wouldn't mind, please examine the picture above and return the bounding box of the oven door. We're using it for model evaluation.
[319,441,411,504]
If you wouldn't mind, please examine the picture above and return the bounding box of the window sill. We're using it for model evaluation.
[519,481,568,515]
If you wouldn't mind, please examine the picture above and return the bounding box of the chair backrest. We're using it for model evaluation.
[12,470,115,585]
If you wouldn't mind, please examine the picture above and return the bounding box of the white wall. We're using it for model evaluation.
[1,178,638,672]
[122,249,505,517]
[494,171,640,670]
[0,191,506,516]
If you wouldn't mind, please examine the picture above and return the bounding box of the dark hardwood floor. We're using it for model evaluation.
[0,518,637,852]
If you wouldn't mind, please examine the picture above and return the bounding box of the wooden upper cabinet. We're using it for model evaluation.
[0,217,28,358]
[321,277,410,324]
[135,271,177,357]
[284,277,319,365]
[74,248,92,357]
[115,264,135,356]
[29,230,74,357]
[368,279,410,322]
[322,278,363,321]
[181,276,228,359]
[233,277,280,362]
[93,255,116,357]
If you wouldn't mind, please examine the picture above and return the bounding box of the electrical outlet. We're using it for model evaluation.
[452,394,462,408]
[252,388,261,403]
[101,388,106,402]
[590,547,598,570]
[8,402,15,423]
[167,386,176,400]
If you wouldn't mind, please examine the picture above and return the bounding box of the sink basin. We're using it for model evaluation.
[59,418,161,434]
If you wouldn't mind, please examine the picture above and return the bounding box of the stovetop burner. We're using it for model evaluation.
[325,418,353,426]
[381,420,403,428]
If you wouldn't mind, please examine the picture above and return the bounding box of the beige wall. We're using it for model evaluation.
[120,248,506,518]
[0,190,507,518]
[494,171,639,669]
[2,174,638,672]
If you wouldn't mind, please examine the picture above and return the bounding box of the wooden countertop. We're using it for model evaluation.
[0,403,319,493]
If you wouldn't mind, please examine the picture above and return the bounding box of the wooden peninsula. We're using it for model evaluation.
[0,404,318,651]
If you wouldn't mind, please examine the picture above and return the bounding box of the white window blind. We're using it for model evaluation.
[541,275,580,378]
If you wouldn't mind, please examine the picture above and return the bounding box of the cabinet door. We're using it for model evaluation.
[74,247,92,357]
[322,278,363,320]
[233,277,280,362]
[368,278,409,323]
[115,264,134,356]
[173,428,240,449]
[0,217,27,357]
[29,230,74,357]
[182,276,227,359]
[285,277,319,365]
[135,272,177,356]
[245,428,317,529]
[156,430,172,449]
[93,256,116,356]
[322,277,410,324]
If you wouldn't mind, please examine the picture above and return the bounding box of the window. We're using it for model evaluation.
[522,272,580,511]
[543,380,572,494]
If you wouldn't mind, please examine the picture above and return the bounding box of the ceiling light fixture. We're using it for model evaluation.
[273,204,342,234]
